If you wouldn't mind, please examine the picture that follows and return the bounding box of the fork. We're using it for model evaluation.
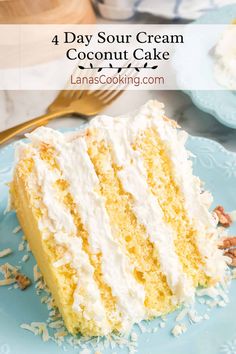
[0,89,123,145]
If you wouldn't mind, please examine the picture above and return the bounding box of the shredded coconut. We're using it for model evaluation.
[48,320,64,329]
[20,323,39,335]
[21,322,50,342]
[22,254,29,262]
[12,225,21,234]
[18,241,25,252]
[171,323,187,337]
[159,322,166,328]
[188,310,203,324]
[0,248,12,258]
[175,308,189,322]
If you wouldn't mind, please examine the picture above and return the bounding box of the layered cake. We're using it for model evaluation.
[10,100,227,336]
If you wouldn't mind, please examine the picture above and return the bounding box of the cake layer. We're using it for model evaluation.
[11,100,227,336]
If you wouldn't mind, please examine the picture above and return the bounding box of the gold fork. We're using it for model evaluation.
[0,89,123,145]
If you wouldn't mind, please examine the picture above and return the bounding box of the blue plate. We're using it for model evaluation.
[174,4,236,129]
[0,133,236,354]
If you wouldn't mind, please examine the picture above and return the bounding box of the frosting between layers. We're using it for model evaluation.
[24,144,109,332]
[27,128,146,331]
[90,108,195,305]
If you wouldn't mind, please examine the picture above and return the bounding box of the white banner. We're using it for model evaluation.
[0,24,235,90]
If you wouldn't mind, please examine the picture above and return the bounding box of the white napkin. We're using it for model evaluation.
[95,0,236,20]
[137,0,236,20]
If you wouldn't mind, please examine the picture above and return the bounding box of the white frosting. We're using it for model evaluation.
[214,24,236,90]
[23,144,109,332]
[91,103,195,305]
[27,128,146,331]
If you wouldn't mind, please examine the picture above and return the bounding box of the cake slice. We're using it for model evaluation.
[10,100,227,336]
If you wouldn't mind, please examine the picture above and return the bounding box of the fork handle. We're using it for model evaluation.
[0,110,72,145]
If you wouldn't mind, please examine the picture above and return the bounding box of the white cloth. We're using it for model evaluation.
[95,0,236,20]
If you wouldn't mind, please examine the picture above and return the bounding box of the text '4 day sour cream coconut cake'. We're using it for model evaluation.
[10,100,228,337]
